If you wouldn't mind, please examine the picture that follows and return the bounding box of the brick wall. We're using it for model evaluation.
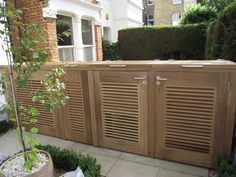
[155,0,184,25]
[95,25,103,61]
[8,0,58,62]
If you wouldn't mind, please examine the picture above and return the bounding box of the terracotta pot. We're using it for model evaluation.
[0,150,54,177]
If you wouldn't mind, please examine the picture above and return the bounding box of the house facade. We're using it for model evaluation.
[155,0,196,25]
[143,0,155,25]
[1,0,142,63]
[101,0,143,42]
[142,0,197,26]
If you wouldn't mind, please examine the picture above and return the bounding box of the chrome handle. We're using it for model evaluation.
[156,76,167,81]
[109,64,127,68]
[134,76,147,80]
[181,64,203,68]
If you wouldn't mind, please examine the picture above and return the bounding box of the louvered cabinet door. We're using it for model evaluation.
[16,75,60,137]
[62,70,91,144]
[96,71,148,155]
[155,72,228,167]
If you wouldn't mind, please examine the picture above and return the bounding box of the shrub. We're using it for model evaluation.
[217,155,236,177]
[179,5,217,25]
[118,23,207,60]
[0,120,10,134]
[205,2,236,61]
[198,0,235,13]
[102,40,120,60]
[37,145,101,177]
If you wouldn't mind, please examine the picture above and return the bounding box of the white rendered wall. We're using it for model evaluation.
[101,0,143,42]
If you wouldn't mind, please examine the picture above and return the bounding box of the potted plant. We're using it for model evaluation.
[0,2,68,177]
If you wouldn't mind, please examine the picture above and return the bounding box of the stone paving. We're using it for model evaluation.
[0,130,210,177]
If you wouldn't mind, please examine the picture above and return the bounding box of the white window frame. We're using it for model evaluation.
[147,14,154,25]
[81,18,96,61]
[56,13,76,62]
[147,0,154,6]
[172,13,182,25]
[172,0,182,5]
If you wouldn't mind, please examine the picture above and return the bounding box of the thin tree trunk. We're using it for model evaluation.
[3,1,27,160]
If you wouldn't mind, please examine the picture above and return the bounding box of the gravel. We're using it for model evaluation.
[1,152,48,177]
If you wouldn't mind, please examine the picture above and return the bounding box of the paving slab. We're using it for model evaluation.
[157,168,201,177]
[107,160,159,177]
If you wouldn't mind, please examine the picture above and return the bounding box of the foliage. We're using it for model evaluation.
[179,4,217,25]
[198,0,235,13]
[0,120,11,134]
[37,145,101,177]
[102,40,120,60]
[205,2,236,61]
[118,23,207,60]
[0,2,68,170]
[217,155,236,177]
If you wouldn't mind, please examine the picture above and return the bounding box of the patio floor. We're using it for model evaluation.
[0,130,210,177]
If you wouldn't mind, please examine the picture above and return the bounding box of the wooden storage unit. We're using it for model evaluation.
[1,60,236,168]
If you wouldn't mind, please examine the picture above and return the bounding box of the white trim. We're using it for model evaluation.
[172,0,182,5]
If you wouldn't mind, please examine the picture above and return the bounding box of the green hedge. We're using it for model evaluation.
[217,155,236,177]
[37,145,101,177]
[0,120,10,134]
[118,23,207,60]
[102,40,120,60]
[205,2,236,61]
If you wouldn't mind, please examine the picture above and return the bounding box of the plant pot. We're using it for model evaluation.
[0,150,53,177]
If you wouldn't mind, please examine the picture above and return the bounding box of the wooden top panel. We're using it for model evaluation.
[1,60,236,71]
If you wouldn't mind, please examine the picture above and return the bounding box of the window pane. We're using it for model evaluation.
[82,19,93,45]
[83,47,93,61]
[148,0,154,5]
[172,13,182,25]
[59,48,74,61]
[56,15,73,46]
[172,0,181,4]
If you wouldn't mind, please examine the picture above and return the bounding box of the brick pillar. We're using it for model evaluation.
[9,0,58,62]
[95,25,103,61]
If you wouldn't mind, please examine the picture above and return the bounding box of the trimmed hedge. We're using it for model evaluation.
[205,2,236,61]
[37,145,101,177]
[118,23,208,60]
[102,40,120,60]
[0,120,10,134]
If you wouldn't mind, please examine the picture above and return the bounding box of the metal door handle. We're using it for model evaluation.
[134,76,147,80]
[156,76,167,81]
[181,64,203,68]
[109,64,127,68]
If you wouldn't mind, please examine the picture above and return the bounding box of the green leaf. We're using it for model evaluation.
[30,127,38,134]
[24,160,33,170]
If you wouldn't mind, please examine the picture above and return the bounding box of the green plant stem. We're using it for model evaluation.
[3,11,27,160]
